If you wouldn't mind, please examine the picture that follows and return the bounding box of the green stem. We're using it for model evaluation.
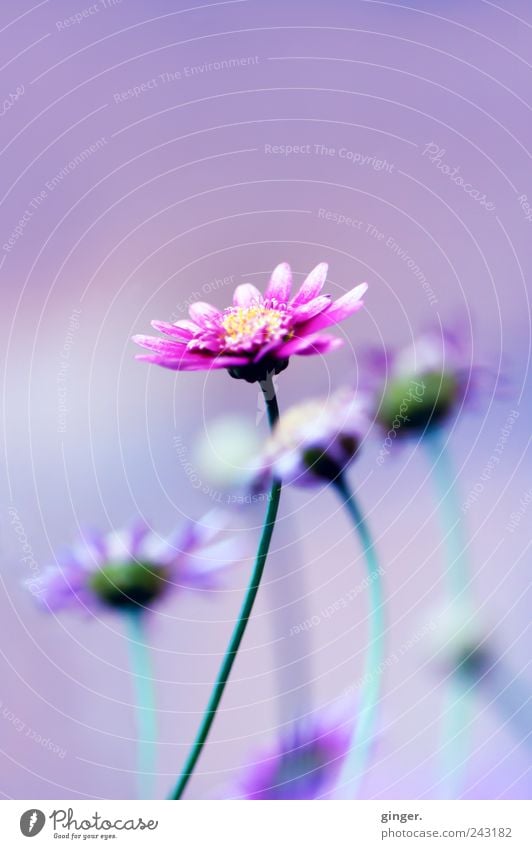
[268,509,313,726]
[333,474,385,799]
[425,429,469,601]
[125,610,157,799]
[170,376,282,799]
[424,428,471,798]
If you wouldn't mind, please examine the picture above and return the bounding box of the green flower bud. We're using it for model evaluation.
[302,447,343,481]
[302,435,360,481]
[377,371,459,435]
[89,561,169,609]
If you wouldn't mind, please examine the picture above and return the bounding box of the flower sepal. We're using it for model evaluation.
[228,357,289,384]
[377,372,459,435]
[258,389,369,488]
[301,447,344,482]
[89,561,169,609]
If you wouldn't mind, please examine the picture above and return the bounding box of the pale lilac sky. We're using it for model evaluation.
[0,0,530,799]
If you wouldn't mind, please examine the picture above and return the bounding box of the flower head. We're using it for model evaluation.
[133,262,367,383]
[259,388,370,486]
[363,328,485,437]
[236,716,350,800]
[31,511,235,614]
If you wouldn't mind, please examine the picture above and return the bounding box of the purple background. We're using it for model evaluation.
[0,0,530,799]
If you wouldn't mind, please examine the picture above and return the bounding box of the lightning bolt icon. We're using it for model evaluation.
[28,811,38,833]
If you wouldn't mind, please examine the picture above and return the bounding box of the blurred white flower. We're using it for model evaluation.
[192,415,264,490]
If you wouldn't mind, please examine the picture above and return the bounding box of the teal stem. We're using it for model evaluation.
[125,610,157,799]
[333,474,385,799]
[170,376,282,800]
[424,428,471,798]
[425,429,468,600]
[268,504,313,727]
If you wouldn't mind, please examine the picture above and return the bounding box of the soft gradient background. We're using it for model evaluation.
[0,0,530,800]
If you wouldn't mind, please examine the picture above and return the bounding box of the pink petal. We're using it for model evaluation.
[129,521,151,557]
[291,262,328,306]
[171,509,228,554]
[276,333,344,357]
[135,353,248,371]
[188,355,249,370]
[292,295,332,322]
[233,284,262,307]
[175,319,202,334]
[252,338,286,363]
[296,336,344,356]
[80,528,108,565]
[187,334,225,353]
[150,320,198,339]
[189,301,221,327]
[326,283,367,321]
[132,334,188,356]
[265,262,292,304]
[299,283,367,334]
[134,354,193,370]
[177,537,240,589]
[359,346,390,379]
[192,509,230,546]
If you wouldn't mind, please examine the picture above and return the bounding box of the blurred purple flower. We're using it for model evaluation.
[362,327,491,437]
[258,388,371,486]
[31,511,237,613]
[236,716,351,800]
[133,262,367,383]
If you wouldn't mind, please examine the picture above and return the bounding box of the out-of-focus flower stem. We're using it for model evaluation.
[267,511,313,726]
[333,474,384,798]
[170,374,282,800]
[126,610,157,799]
[425,427,472,799]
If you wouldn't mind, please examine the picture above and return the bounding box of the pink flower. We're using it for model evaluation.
[234,715,351,800]
[133,262,367,382]
[259,388,371,487]
[29,511,237,614]
[361,327,492,436]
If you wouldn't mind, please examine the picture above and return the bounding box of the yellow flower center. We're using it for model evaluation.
[221,305,286,347]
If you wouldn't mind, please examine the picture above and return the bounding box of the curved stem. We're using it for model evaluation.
[333,474,385,799]
[170,375,282,799]
[425,429,469,601]
[125,610,157,799]
[424,428,471,798]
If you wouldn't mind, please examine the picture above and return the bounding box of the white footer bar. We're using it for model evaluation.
[2,800,530,848]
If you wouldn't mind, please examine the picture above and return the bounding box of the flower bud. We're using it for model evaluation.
[263,389,369,487]
[89,561,169,609]
[377,371,459,435]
